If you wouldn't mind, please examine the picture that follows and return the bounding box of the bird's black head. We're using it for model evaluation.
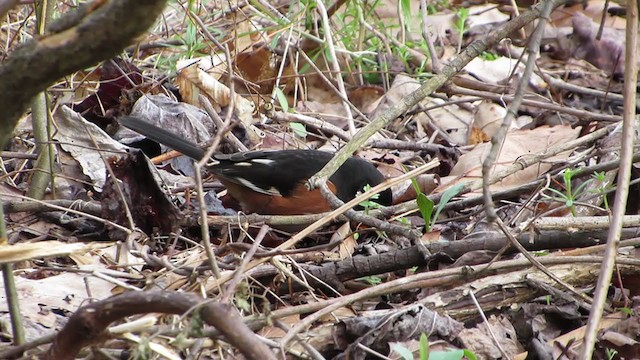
[332,157,393,207]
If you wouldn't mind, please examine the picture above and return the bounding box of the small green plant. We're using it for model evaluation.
[359,275,382,285]
[542,168,593,216]
[392,342,414,360]
[420,333,429,360]
[399,0,414,33]
[605,348,618,360]
[391,333,478,360]
[187,310,205,337]
[233,282,252,312]
[413,181,464,232]
[590,171,613,211]
[182,20,208,59]
[429,349,478,360]
[454,7,470,53]
[358,184,383,214]
[480,51,500,61]
[274,87,290,113]
[289,122,307,138]
[455,8,470,35]
[618,307,633,316]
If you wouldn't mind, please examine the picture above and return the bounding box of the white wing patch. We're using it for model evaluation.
[250,158,275,165]
[235,177,282,196]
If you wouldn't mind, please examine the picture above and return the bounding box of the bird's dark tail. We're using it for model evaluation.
[119,116,206,161]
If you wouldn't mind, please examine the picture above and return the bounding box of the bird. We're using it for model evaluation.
[119,116,392,215]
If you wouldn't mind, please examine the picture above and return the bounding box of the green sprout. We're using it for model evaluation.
[542,168,593,216]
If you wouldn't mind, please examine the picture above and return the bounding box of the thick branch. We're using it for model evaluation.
[45,290,274,360]
[0,0,167,148]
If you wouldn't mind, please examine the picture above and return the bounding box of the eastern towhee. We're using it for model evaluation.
[119,116,392,215]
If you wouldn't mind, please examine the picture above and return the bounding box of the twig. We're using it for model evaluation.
[449,83,621,122]
[418,0,441,72]
[468,290,509,358]
[482,0,557,222]
[580,0,639,357]
[314,0,356,134]
[271,110,351,142]
[221,225,269,303]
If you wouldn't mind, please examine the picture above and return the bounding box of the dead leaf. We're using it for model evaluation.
[53,106,128,191]
[468,100,509,145]
[446,125,581,192]
[177,62,261,143]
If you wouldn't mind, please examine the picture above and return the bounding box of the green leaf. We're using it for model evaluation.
[420,333,430,360]
[410,175,422,194]
[274,87,289,112]
[417,193,434,231]
[289,122,307,138]
[429,349,465,360]
[462,349,478,360]
[400,0,413,31]
[432,183,464,223]
[563,168,575,183]
[545,188,568,199]
[455,8,469,33]
[480,51,500,61]
[235,297,251,312]
[187,311,205,337]
[391,343,414,360]
[619,307,633,316]
[360,275,382,285]
[324,46,335,63]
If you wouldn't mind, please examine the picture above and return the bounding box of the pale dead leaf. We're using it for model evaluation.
[0,268,117,326]
[349,86,385,112]
[464,56,547,91]
[176,56,226,106]
[423,98,472,145]
[468,100,509,145]
[421,229,441,243]
[335,222,356,259]
[467,4,510,27]
[446,125,581,192]
[545,311,627,360]
[53,106,127,191]
[357,150,405,178]
[318,306,356,322]
[0,241,112,265]
[550,0,626,29]
[459,315,525,358]
[258,314,300,339]
[226,15,260,54]
[177,63,262,143]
